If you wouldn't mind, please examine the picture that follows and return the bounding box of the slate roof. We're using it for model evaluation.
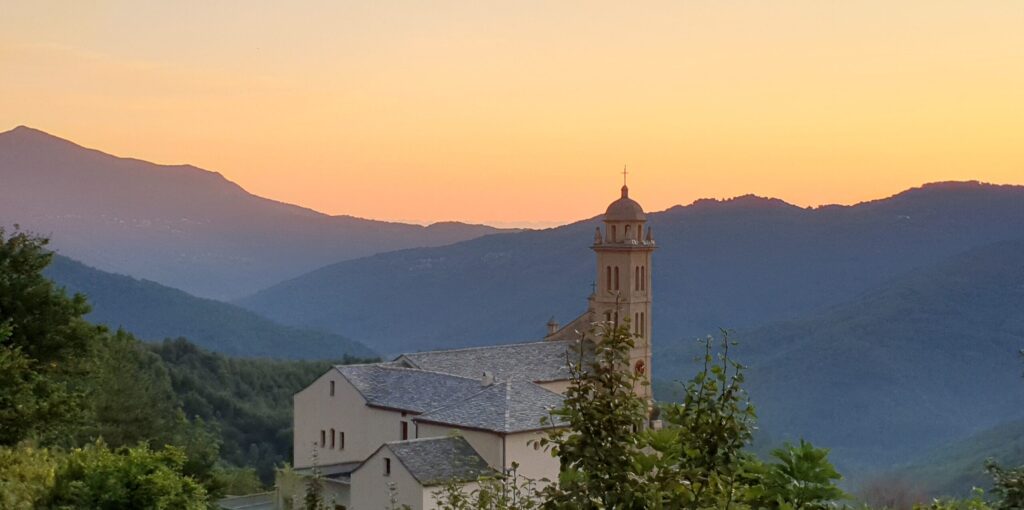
[416,380,566,433]
[397,339,586,383]
[293,461,362,482]
[335,364,485,413]
[384,436,497,487]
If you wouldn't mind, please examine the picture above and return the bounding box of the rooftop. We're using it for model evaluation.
[335,364,486,413]
[384,436,497,487]
[396,339,584,383]
[416,380,566,433]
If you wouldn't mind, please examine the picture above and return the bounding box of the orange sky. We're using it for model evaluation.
[2,1,1022,227]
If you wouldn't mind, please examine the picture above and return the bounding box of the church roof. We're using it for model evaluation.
[396,339,585,383]
[381,436,497,487]
[605,185,647,221]
[334,364,485,413]
[416,380,566,433]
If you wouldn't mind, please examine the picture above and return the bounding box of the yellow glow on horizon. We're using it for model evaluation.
[2,1,1022,225]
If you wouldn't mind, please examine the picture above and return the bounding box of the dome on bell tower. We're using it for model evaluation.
[604,185,647,222]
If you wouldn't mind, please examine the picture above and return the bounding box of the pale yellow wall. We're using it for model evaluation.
[351,445,426,510]
[415,423,503,469]
[293,368,413,468]
[503,430,560,483]
[424,481,480,509]
[413,423,560,485]
[536,379,571,395]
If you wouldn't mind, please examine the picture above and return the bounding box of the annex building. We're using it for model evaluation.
[274,184,656,510]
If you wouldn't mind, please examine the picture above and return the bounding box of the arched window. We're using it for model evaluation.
[641,266,646,291]
[635,266,640,290]
[614,266,620,290]
[606,266,612,291]
[625,224,632,240]
[634,312,640,334]
[330,428,336,449]
[610,225,617,242]
[641,312,646,337]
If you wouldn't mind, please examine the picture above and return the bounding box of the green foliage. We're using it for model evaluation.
[45,441,208,509]
[212,466,264,496]
[746,440,847,510]
[0,442,58,509]
[432,462,540,510]
[651,331,760,509]
[539,322,650,509]
[149,338,365,483]
[985,461,1024,510]
[0,228,98,445]
[913,488,992,510]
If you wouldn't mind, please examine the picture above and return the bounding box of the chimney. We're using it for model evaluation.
[481,371,495,386]
[546,317,559,336]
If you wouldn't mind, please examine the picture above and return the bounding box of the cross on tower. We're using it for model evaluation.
[622,165,628,186]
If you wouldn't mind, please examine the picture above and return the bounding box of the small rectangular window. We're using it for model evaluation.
[384,457,391,476]
[330,380,335,396]
[330,428,335,449]
[339,431,345,449]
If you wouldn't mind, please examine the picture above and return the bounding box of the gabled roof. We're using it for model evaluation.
[362,436,497,487]
[396,339,585,383]
[416,380,566,433]
[335,364,485,413]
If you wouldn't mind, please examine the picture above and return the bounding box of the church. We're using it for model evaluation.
[276,184,655,510]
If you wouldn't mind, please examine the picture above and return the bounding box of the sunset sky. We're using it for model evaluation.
[2,1,1022,226]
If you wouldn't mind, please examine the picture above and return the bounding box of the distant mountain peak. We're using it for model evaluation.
[688,194,800,211]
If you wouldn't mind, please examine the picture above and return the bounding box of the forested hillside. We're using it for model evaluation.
[656,239,1024,480]
[0,229,369,506]
[150,339,371,483]
[897,419,1024,497]
[44,254,376,359]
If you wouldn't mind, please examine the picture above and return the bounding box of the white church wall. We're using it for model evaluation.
[351,445,427,510]
[293,368,410,468]
[503,430,560,484]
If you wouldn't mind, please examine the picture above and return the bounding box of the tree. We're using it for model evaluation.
[45,441,208,509]
[539,321,651,509]
[643,331,761,509]
[0,228,100,445]
[0,442,58,509]
[986,461,1024,510]
[303,444,325,510]
[746,440,846,510]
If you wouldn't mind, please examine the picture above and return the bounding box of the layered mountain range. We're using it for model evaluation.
[0,126,506,299]
[4,125,1023,485]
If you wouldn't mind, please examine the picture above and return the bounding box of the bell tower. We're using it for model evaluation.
[591,182,655,399]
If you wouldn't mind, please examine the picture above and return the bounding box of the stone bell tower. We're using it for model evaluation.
[591,182,655,399]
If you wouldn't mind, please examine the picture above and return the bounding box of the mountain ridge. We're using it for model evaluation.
[238,180,1024,356]
[0,126,508,299]
[43,253,377,359]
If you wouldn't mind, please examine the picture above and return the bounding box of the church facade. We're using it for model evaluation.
[280,185,655,510]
